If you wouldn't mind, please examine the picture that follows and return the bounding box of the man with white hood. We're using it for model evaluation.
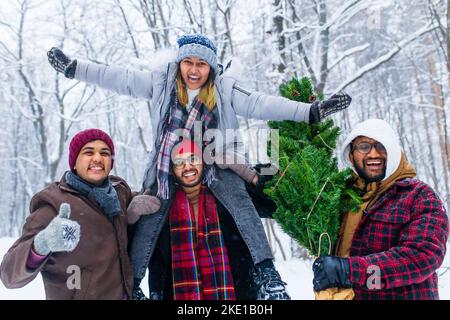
[312,118,449,300]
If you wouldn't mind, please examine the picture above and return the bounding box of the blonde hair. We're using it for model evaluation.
[176,70,216,111]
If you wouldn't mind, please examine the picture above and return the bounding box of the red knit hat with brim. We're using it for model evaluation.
[171,139,203,161]
[69,129,115,171]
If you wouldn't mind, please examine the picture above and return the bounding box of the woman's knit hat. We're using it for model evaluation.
[69,129,115,171]
[175,34,218,73]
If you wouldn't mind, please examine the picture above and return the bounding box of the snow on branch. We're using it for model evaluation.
[328,43,370,71]
[3,89,38,121]
[333,23,438,93]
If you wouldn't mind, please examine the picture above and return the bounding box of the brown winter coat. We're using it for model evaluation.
[0,174,134,300]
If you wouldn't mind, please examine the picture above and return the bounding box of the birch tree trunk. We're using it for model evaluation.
[316,0,330,93]
[272,0,286,73]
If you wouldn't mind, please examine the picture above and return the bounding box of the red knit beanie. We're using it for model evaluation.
[171,139,203,160]
[69,129,115,171]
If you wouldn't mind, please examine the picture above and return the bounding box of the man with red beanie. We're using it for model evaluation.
[0,128,158,299]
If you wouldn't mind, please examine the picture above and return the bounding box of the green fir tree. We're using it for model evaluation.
[265,77,362,257]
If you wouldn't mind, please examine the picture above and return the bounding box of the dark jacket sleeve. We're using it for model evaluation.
[0,205,55,288]
[245,183,276,219]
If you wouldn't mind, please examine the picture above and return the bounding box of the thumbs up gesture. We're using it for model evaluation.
[33,203,81,256]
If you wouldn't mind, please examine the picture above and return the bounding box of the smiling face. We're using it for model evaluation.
[179,57,211,90]
[172,153,204,188]
[350,136,387,183]
[74,140,112,186]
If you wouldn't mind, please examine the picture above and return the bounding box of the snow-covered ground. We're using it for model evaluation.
[0,237,448,300]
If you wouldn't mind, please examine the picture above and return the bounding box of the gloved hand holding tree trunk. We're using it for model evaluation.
[313,256,351,291]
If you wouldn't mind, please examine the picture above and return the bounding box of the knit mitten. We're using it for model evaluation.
[215,152,258,184]
[216,162,258,184]
[309,92,352,123]
[312,255,351,291]
[47,47,77,79]
[33,203,80,256]
[127,194,161,224]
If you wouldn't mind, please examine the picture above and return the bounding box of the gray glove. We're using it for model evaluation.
[309,92,352,123]
[47,47,77,79]
[216,162,257,184]
[127,193,161,224]
[215,153,258,184]
[34,203,80,256]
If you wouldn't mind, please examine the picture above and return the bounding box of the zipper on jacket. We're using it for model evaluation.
[233,83,251,96]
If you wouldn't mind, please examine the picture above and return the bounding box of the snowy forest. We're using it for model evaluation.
[0,0,449,260]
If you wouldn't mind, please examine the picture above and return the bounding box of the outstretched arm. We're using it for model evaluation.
[230,82,351,123]
[47,47,154,99]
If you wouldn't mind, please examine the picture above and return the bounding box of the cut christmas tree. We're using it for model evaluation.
[264,77,362,299]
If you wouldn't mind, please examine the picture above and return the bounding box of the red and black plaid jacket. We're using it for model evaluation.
[348,178,449,300]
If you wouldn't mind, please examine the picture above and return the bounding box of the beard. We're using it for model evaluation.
[354,160,387,183]
[175,170,204,188]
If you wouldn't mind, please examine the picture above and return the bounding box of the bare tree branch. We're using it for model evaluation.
[334,23,438,93]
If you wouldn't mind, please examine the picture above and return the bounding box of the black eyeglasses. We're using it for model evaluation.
[173,154,202,169]
[352,142,386,154]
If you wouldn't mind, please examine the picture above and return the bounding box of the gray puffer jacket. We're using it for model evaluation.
[74,60,311,189]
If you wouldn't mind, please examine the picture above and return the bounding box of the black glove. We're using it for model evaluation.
[312,255,351,291]
[149,291,163,300]
[132,287,149,300]
[47,47,77,79]
[245,163,277,219]
[309,92,352,124]
[253,163,277,193]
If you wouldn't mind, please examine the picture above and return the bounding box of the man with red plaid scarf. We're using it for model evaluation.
[312,119,449,299]
[131,138,289,300]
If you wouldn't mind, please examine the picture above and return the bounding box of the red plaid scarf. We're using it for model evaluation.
[169,186,236,300]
